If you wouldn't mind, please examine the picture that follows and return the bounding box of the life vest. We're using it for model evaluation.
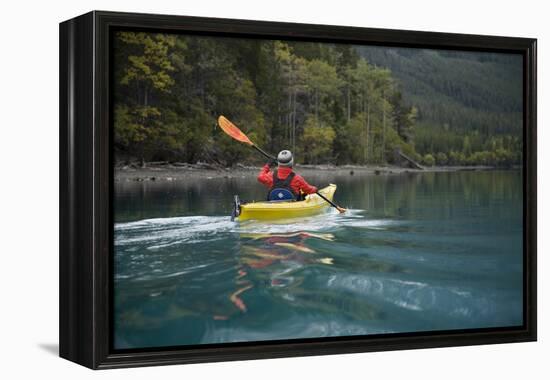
[267,170,297,201]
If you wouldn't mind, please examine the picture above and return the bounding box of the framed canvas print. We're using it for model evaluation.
[59,11,537,369]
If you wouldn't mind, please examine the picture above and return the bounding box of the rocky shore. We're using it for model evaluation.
[114,162,499,182]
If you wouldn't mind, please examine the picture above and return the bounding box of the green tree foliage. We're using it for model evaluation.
[114,32,182,163]
[213,79,267,166]
[304,59,341,127]
[423,154,435,166]
[300,116,336,164]
[113,32,522,167]
[118,32,176,93]
[357,46,522,166]
[435,152,448,165]
[271,41,308,153]
[390,91,417,144]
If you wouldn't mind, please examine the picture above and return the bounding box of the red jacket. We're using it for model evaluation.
[257,164,317,195]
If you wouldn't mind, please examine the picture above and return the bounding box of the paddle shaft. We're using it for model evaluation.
[253,145,276,161]
[316,190,344,212]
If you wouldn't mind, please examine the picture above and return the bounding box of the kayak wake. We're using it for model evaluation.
[115,209,395,250]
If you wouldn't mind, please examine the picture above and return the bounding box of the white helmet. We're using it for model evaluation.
[277,150,294,167]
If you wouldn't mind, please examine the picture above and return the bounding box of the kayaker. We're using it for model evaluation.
[257,150,317,201]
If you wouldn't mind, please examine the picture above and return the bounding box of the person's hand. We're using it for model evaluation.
[268,159,277,168]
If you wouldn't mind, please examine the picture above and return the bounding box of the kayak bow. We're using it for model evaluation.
[233,184,337,221]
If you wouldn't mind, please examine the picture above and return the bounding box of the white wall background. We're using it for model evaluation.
[0,0,546,378]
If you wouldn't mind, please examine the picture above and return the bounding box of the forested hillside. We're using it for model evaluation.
[113,32,523,167]
[357,46,523,166]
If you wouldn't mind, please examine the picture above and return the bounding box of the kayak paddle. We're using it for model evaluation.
[315,190,346,213]
[217,115,346,213]
[218,115,276,161]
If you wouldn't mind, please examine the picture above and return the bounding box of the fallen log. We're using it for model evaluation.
[395,149,424,170]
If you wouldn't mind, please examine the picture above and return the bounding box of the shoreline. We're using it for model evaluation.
[114,163,509,182]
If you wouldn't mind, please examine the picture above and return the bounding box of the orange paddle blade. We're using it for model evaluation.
[218,116,253,145]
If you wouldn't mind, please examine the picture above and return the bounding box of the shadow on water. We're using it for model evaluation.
[113,171,523,348]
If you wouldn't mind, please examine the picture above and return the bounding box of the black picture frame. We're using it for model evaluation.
[59,10,537,369]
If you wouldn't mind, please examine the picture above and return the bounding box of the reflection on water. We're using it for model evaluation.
[113,171,523,349]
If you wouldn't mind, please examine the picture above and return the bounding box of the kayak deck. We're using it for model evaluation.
[235,184,337,221]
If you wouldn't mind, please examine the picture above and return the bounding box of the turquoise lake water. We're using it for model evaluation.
[113,170,523,349]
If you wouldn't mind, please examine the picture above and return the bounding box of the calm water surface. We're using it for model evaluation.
[113,170,523,349]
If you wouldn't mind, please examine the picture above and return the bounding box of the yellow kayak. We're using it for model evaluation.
[234,184,337,221]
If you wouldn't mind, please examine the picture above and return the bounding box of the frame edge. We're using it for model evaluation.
[59,11,97,369]
[59,10,538,369]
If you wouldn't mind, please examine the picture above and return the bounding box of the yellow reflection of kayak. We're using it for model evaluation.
[240,232,335,241]
[273,242,315,253]
[235,184,337,221]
